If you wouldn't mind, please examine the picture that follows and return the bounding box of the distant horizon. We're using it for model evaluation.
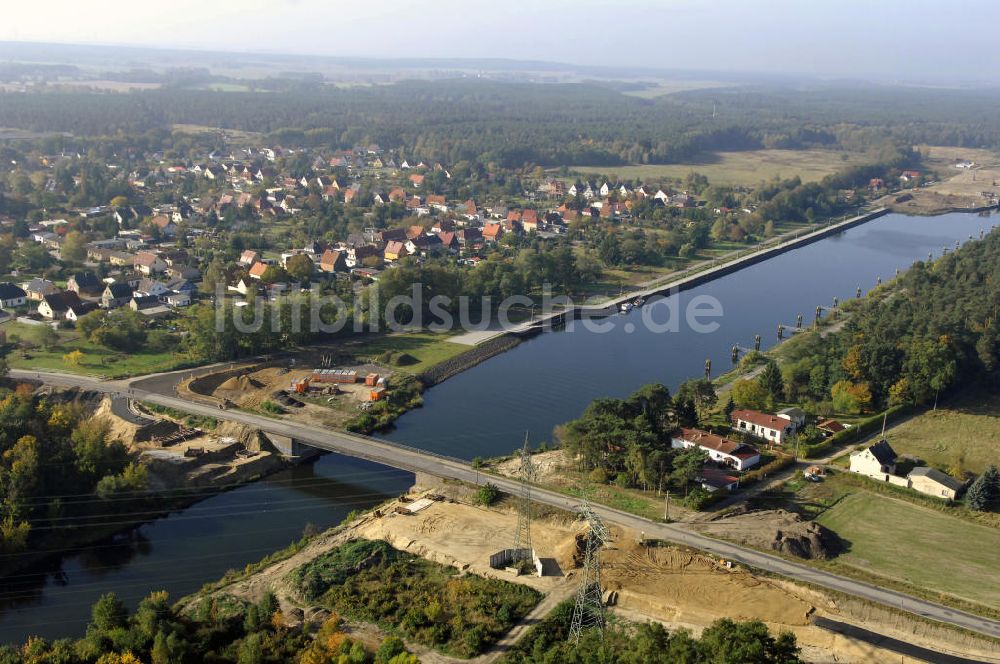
[2,0,999,85]
[0,38,997,90]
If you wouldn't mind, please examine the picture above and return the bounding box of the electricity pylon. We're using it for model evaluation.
[513,433,535,562]
[570,500,611,641]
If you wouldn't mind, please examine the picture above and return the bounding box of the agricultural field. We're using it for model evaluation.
[569,148,868,186]
[816,490,1000,609]
[884,384,1000,475]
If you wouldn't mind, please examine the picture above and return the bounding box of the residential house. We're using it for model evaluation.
[101,282,135,309]
[907,467,963,500]
[816,419,846,436]
[406,234,443,256]
[670,427,761,472]
[0,283,27,309]
[482,223,503,244]
[731,409,798,445]
[348,244,382,268]
[66,301,99,322]
[67,272,103,297]
[22,279,59,301]
[130,295,172,319]
[134,252,166,276]
[521,209,540,232]
[319,249,346,273]
[38,291,83,320]
[777,407,807,430]
[149,214,177,236]
[697,467,742,492]
[456,228,483,251]
[165,277,197,296]
[849,440,898,481]
[437,231,458,253]
[248,262,269,281]
[165,264,201,281]
[383,240,407,262]
[135,278,169,298]
[163,290,192,307]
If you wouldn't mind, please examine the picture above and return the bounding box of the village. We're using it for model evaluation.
[0,137,955,339]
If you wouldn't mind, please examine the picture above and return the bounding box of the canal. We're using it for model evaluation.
[1,211,996,643]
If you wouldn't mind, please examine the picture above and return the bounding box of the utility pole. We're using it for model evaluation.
[663,491,671,522]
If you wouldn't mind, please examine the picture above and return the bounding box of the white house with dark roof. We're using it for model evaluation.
[0,283,27,309]
[849,439,898,480]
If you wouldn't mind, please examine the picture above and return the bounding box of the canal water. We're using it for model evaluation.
[1,211,995,643]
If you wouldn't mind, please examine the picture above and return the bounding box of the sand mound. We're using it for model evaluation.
[694,509,838,560]
[218,375,264,392]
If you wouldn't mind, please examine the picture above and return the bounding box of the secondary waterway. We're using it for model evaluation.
[0,211,996,642]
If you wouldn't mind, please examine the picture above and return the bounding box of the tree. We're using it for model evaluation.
[260,265,289,284]
[830,380,872,415]
[90,593,129,633]
[675,379,717,420]
[758,361,785,401]
[730,379,770,410]
[38,325,59,350]
[61,230,88,262]
[699,618,801,663]
[286,253,315,282]
[966,465,999,511]
[670,446,707,495]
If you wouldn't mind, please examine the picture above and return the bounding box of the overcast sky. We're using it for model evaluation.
[2,0,997,81]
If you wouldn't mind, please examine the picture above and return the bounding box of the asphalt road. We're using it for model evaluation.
[11,368,1000,642]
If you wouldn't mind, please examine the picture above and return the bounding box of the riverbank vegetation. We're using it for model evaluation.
[0,589,417,664]
[0,389,149,572]
[291,538,541,658]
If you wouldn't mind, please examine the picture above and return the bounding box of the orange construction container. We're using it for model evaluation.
[365,373,380,387]
[369,387,386,401]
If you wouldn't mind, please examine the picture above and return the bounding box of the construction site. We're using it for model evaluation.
[95,396,288,489]
[178,355,398,429]
[173,431,1000,664]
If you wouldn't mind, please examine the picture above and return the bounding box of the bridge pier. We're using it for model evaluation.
[263,433,320,459]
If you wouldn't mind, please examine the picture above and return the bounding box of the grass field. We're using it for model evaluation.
[620,79,731,98]
[569,149,867,186]
[348,331,469,376]
[2,321,190,378]
[885,385,1000,475]
[816,491,1000,608]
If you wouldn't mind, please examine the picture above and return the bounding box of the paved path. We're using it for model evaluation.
[11,367,1000,641]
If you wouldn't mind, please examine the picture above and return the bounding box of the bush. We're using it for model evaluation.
[476,482,501,506]
[588,467,609,484]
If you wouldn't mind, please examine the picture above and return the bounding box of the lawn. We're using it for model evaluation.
[569,149,867,186]
[816,491,1000,608]
[2,321,192,378]
[346,331,469,376]
[884,385,1000,475]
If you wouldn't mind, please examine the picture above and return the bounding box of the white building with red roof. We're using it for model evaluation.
[731,409,798,445]
[670,427,761,471]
